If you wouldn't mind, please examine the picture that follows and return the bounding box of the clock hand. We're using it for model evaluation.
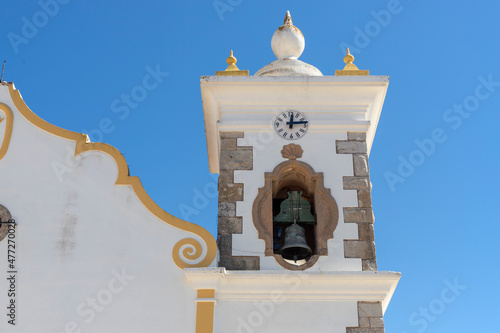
[286,120,308,126]
[288,113,294,129]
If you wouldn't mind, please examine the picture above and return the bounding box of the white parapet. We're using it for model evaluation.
[185,267,400,313]
[200,75,389,173]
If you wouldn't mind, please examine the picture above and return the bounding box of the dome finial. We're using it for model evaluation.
[255,11,323,76]
[271,10,305,60]
[284,10,293,25]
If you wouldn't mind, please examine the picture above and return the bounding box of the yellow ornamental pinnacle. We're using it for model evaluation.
[343,48,357,69]
[215,50,249,76]
[335,48,370,76]
[225,50,239,71]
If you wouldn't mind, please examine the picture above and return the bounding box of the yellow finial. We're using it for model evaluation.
[225,50,238,70]
[335,48,369,76]
[215,50,249,76]
[343,48,355,65]
[284,10,293,25]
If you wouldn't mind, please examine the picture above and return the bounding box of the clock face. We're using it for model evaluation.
[273,111,309,140]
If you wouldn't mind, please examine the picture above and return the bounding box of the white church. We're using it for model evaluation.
[0,11,399,333]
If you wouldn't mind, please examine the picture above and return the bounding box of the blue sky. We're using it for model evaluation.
[2,0,499,332]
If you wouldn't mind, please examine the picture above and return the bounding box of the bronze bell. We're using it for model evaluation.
[280,223,312,262]
[274,191,315,223]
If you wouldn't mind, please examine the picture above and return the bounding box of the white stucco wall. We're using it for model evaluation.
[215,299,358,333]
[0,85,210,332]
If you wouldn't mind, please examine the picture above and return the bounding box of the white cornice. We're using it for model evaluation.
[185,268,400,313]
[200,76,389,174]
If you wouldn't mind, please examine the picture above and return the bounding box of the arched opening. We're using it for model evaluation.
[273,188,316,263]
[252,160,338,270]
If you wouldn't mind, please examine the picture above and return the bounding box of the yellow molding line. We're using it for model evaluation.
[196,289,215,333]
[215,70,249,76]
[197,289,215,298]
[335,69,370,76]
[7,85,217,269]
[0,103,14,161]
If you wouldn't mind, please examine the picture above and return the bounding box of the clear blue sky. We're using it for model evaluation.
[2,1,499,332]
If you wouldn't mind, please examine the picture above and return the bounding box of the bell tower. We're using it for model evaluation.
[191,11,400,333]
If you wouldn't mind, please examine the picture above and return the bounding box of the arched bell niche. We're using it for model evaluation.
[252,160,338,270]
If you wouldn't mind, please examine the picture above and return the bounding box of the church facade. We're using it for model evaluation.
[0,12,399,333]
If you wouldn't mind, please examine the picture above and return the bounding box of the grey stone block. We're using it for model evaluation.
[336,141,367,154]
[221,137,237,150]
[348,132,367,141]
[218,216,243,235]
[219,183,244,202]
[344,207,374,223]
[358,302,383,317]
[218,170,234,186]
[220,150,253,170]
[236,144,253,151]
[362,259,378,271]
[354,154,370,177]
[217,235,232,256]
[346,328,384,333]
[358,224,374,241]
[218,202,236,217]
[343,176,371,190]
[344,240,376,259]
[370,317,384,328]
[359,317,370,328]
[357,190,372,208]
[219,256,260,270]
[220,131,244,139]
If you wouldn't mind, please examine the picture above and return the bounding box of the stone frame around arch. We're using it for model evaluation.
[252,160,339,270]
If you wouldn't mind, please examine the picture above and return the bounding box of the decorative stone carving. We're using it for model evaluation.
[0,204,12,242]
[252,160,338,270]
[281,144,303,160]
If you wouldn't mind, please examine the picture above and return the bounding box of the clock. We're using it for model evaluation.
[273,110,309,140]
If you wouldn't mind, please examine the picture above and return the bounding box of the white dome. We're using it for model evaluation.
[255,11,322,77]
[255,59,322,77]
[271,11,305,60]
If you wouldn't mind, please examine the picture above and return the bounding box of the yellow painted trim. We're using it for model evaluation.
[335,69,370,76]
[197,289,215,298]
[215,70,249,76]
[7,85,217,269]
[0,103,14,161]
[196,289,215,333]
